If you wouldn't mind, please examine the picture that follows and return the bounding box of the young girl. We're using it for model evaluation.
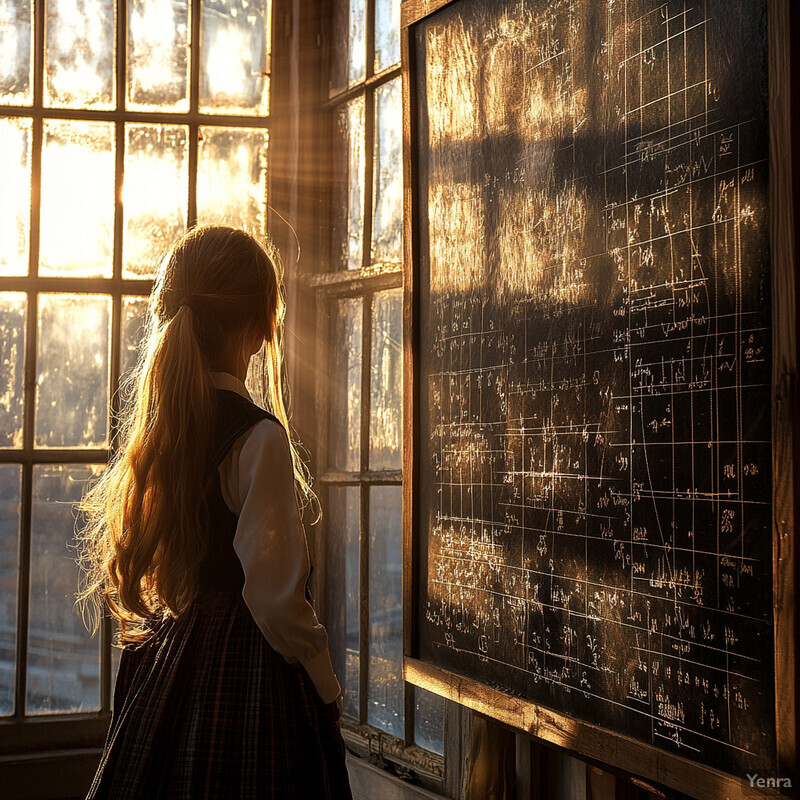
[76,225,353,799]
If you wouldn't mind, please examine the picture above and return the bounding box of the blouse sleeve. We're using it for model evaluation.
[218,417,342,705]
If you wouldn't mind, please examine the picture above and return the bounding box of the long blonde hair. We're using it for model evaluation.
[76,225,320,645]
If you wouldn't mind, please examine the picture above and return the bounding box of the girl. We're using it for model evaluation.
[76,225,353,799]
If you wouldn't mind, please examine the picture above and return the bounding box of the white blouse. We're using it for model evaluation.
[209,370,342,706]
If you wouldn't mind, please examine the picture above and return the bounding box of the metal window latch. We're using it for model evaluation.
[367,730,386,766]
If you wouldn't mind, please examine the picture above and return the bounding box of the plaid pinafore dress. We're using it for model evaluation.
[85,388,352,800]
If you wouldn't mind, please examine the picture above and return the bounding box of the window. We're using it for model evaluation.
[313,0,446,776]
[0,0,272,757]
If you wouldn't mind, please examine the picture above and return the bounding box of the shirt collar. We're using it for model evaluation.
[210,371,253,402]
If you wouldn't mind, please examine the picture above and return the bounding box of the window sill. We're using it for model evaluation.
[341,720,444,796]
[345,752,448,800]
[0,713,110,756]
[0,747,102,800]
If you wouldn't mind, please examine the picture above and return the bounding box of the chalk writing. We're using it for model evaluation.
[416,0,774,777]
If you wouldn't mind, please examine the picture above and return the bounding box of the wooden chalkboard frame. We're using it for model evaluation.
[400,1,798,798]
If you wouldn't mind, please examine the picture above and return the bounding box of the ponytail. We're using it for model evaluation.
[77,297,216,643]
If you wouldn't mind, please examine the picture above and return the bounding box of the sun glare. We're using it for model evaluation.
[39,121,115,277]
[0,118,31,277]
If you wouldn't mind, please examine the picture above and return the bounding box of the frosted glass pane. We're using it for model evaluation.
[0,464,21,716]
[111,641,120,692]
[414,686,444,754]
[370,288,402,470]
[329,297,362,472]
[325,486,360,718]
[200,0,271,115]
[0,0,32,105]
[35,294,111,448]
[44,0,115,109]
[332,97,365,271]
[332,0,366,92]
[0,117,31,277]
[120,296,149,394]
[368,485,403,737]
[127,0,190,111]
[374,0,400,73]
[40,121,114,278]
[27,463,103,714]
[371,78,402,267]
[123,124,188,278]
[197,126,268,230]
[0,293,26,449]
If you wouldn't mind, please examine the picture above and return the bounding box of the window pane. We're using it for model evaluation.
[44,0,115,109]
[370,288,402,470]
[371,78,402,268]
[0,293,26,449]
[127,0,190,112]
[40,120,115,278]
[329,297,362,472]
[197,126,268,230]
[0,117,31,277]
[111,640,120,689]
[121,296,149,393]
[199,0,271,116]
[325,486,360,718]
[27,463,103,714]
[332,97,365,271]
[414,686,444,754]
[35,294,111,449]
[0,464,21,716]
[374,0,400,73]
[332,0,366,92]
[123,124,188,278]
[0,0,33,106]
[368,485,403,737]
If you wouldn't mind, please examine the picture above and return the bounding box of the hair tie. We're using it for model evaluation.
[178,295,197,312]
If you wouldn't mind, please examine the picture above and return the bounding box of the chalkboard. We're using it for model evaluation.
[403,0,796,795]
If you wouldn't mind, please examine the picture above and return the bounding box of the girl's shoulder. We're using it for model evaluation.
[211,389,281,467]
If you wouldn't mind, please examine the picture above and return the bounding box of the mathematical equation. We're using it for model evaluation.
[416,0,775,777]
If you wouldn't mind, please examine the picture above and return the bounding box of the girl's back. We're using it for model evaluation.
[76,226,352,799]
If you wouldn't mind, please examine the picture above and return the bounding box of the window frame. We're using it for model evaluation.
[0,0,275,768]
[292,0,449,790]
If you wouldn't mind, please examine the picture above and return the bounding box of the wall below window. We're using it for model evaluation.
[0,748,101,800]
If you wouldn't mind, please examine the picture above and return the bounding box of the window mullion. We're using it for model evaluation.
[361,87,375,271]
[188,0,202,228]
[315,290,331,625]
[115,0,126,112]
[359,290,373,725]
[112,0,127,436]
[0,450,110,466]
[358,477,368,723]
[15,0,45,717]
[404,660,413,745]
[102,288,123,712]
[366,0,376,81]
[359,29,376,725]
[13,468,33,722]
[187,125,198,232]
[32,0,43,108]
[324,65,401,111]
[113,0,127,279]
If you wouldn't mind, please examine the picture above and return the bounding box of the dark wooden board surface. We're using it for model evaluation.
[408,0,789,788]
